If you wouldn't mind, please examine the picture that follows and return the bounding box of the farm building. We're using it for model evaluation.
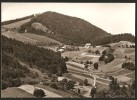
[61,45,67,49]
[58,48,65,53]
[84,43,91,48]
[57,77,66,81]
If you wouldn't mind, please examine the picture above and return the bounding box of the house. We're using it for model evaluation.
[58,48,64,53]
[61,46,67,49]
[84,43,91,48]
[57,77,66,81]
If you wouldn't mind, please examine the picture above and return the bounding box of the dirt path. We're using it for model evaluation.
[18,84,62,97]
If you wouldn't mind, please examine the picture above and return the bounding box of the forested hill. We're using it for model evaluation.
[2,36,67,89]
[18,11,110,45]
[92,33,135,45]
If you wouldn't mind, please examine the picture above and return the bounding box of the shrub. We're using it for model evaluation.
[102,50,107,55]
[90,87,97,98]
[122,62,135,70]
[59,78,68,86]
[33,89,45,97]
[95,50,100,55]
[93,63,99,70]
[66,80,76,90]
[84,79,89,86]
[84,64,88,69]
[104,54,114,64]
[79,82,83,86]
[49,83,58,90]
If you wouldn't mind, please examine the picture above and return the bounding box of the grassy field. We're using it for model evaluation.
[2,18,31,28]
[113,75,131,82]
[1,32,62,46]
[124,48,135,54]
[125,71,135,79]
[18,84,62,97]
[35,84,81,97]
[1,87,35,98]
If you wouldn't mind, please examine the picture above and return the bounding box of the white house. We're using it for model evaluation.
[84,43,91,48]
[61,46,67,49]
[58,48,64,53]
[58,77,65,81]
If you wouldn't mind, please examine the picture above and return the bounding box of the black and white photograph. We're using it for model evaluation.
[1,3,135,98]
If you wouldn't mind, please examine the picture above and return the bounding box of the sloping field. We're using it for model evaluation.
[126,71,135,79]
[66,61,85,69]
[18,84,62,97]
[1,32,62,46]
[61,48,87,58]
[67,65,84,72]
[1,87,35,98]
[113,48,125,57]
[113,75,131,82]
[114,69,132,76]
[124,48,135,54]
[21,33,62,45]
[2,18,31,28]
[1,32,37,44]
[35,84,74,97]
[87,47,108,53]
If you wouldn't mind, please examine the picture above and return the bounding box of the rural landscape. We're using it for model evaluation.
[1,3,135,98]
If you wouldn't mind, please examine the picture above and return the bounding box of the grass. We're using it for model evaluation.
[66,62,84,70]
[115,69,132,76]
[126,71,135,79]
[124,48,135,54]
[2,32,62,46]
[68,70,110,84]
[1,87,35,98]
[64,73,84,83]
[3,18,31,28]
[67,65,85,73]
[35,84,75,97]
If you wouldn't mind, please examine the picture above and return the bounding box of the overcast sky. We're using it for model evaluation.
[1,3,135,35]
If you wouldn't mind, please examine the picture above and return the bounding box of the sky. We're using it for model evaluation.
[1,3,135,35]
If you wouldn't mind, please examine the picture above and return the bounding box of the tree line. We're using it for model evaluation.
[92,33,135,46]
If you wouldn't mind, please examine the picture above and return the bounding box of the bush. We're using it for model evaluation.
[122,62,135,70]
[66,80,76,90]
[79,82,83,86]
[49,83,58,90]
[84,79,89,86]
[93,63,99,70]
[102,50,107,55]
[99,55,105,61]
[95,50,100,55]
[84,64,88,69]
[43,81,50,86]
[90,87,97,98]
[33,89,45,97]
[59,78,68,86]
[104,54,114,64]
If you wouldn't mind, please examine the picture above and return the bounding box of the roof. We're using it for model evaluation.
[85,43,91,46]
[58,49,64,51]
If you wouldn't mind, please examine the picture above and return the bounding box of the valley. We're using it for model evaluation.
[1,11,135,98]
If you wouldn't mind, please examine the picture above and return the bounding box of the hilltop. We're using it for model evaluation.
[18,11,110,45]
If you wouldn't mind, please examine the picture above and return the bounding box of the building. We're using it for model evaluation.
[84,43,91,48]
[57,77,66,81]
[58,48,64,53]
